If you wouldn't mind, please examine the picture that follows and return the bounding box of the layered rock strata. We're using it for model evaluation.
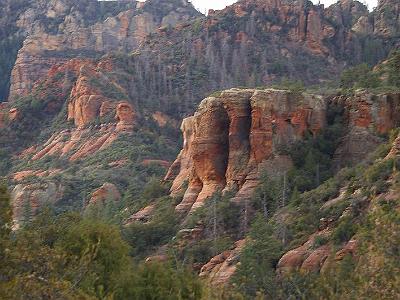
[166,88,327,213]
[9,0,200,100]
[333,91,400,168]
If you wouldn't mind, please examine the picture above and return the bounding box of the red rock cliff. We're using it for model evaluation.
[166,88,327,213]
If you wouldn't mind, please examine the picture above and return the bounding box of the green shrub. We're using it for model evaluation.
[332,216,357,245]
[313,235,330,248]
[364,159,394,184]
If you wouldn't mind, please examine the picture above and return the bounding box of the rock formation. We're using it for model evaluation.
[167,88,400,215]
[199,240,245,286]
[333,91,400,168]
[8,0,201,100]
[166,88,327,213]
[11,182,62,229]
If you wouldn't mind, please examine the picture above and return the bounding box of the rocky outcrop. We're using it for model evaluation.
[12,169,62,182]
[277,231,331,274]
[124,204,156,225]
[277,230,358,275]
[373,0,400,37]
[88,183,121,206]
[8,0,200,100]
[67,62,135,129]
[166,88,326,213]
[387,133,400,158]
[115,102,135,132]
[29,125,123,162]
[333,91,400,168]
[199,240,245,286]
[11,182,62,229]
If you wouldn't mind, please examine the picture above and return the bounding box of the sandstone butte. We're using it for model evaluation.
[166,88,400,214]
[164,88,400,283]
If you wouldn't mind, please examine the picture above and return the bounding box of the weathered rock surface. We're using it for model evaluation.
[167,88,327,213]
[199,240,245,286]
[11,182,62,229]
[333,91,400,168]
[12,169,62,182]
[29,125,122,162]
[8,0,201,100]
[67,61,135,129]
[124,204,156,225]
[277,230,358,275]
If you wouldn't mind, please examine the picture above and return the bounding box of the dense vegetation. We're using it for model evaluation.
[0,1,399,299]
[0,187,205,299]
[340,50,400,92]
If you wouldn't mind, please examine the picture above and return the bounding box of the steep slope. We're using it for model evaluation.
[7,0,201,100]
[166,88,400,213]
[0,50,181,228]
[98,0,400,117]
[162,54,400,286]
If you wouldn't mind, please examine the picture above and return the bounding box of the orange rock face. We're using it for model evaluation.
[167,88,327,213]
[68,64,109,128]
[9,2,200,100]
[12,169,62,182]
[28,124,124,162]
[115,102,135,132]
[199,240,245,286]
[277,230,357,275]
[124,204,156,225]
[66,61,135,130]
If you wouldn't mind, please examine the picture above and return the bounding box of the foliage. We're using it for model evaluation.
[279,196,400,300]
[331,216,358,245]
[186,192,242,237]
[340,63,381,89]
[0,207,207,300]
[340,50,400,92]
[123,197,178,258]
[0,185,12,279]
[179,236,234,266]
[233,214,282,298]
[313,234,329,248]
[284,102,345,193]
[118,262,205,300]
[252,172,287,219]
[271,78,305,94]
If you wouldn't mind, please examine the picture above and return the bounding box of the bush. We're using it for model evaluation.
[332,216,357,245]
[364,159,394,184]
[233,214,282,298]
[123,197,178,257]
[340,63,381,89]
[313,235,330,248]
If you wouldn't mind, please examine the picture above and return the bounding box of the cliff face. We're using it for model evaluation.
[333,91,400,168]
[7,0,201,100]
[166,88,327,213]
[102,0,400,118]
[4,0,400,114]
[3,53,171,227]
[168,88,400,214]
[166,87,400,284]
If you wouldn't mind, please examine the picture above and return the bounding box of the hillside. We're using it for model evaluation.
[0,0,399,299]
